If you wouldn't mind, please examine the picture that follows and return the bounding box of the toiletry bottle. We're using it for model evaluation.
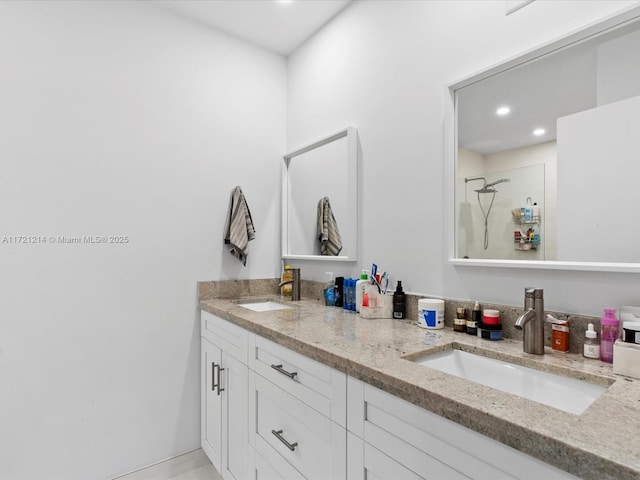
[454,307,467,333]
[343,278,350,310]
[355,270,369,313]
[583,323,600,359]
[532,202,539,221]
[343,278,355,311]
[467,301,480,335]
[524,197,532,222]
[334,277,344,307]
[323,272,336,307]
[349,278,356,311]
[392,281,405,319]
[600,307,620,363]
[281,265,293,299]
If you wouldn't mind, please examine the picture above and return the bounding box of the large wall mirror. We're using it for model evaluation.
[448,6,640,272]
[282,127,358,261]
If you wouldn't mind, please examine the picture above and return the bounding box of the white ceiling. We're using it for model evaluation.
[154,0,352,56]
[458,20,640,155]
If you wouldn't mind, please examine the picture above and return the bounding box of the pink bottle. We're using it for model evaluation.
[600,308,620,363]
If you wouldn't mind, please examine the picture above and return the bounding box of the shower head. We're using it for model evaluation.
[475,178,510,193]
[486,178,510,188]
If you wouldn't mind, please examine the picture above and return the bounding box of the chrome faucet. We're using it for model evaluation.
[278,267,300,301]
[514,288,545,355]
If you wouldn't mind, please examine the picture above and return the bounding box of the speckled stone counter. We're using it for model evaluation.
[198,294,640,480]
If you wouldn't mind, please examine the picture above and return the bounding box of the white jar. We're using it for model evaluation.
[418,299,445,329]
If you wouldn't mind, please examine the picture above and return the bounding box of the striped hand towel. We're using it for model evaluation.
[317,196,343,256]
[223,186,255,266]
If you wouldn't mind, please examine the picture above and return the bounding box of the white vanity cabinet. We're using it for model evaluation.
[347,377,580,480]
[201,311,250,480]
[249,335,347,480]
[201,309,580,480]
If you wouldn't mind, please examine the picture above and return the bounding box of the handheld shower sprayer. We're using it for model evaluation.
[463,176,511,250]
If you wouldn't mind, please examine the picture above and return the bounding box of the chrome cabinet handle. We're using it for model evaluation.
[270,364,297,379]
[212,362,225,395]
[271,429,298,451]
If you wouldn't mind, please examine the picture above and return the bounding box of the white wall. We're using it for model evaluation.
[597,27,640,104]
[287,0,640,315]
[0,1,285,479]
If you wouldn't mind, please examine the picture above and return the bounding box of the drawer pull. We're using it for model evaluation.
[212,362,225,396]
[270,364,297,379]
[271,429,298,451]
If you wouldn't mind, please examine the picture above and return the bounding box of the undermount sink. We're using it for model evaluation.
[412,348,607,415]
[238,301,291,312]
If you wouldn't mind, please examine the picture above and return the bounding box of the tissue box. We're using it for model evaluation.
[613,340,640,379]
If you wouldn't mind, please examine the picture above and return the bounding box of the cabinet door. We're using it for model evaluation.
[202,338,223,471]
[222,352,248,480]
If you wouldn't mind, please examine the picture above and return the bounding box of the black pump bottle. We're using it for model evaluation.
[393,281,406,319]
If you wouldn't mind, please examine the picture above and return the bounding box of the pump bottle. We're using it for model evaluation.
[393,281,406,319]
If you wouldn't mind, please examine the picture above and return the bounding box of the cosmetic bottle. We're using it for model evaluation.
[467,301,480,335]
[600,307,620,363]
[454,307,467,333]
[583,323,600,359]
[393,281,406,319]
[323,272,335,307]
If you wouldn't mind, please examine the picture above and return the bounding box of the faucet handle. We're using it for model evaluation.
[524,287,543,298]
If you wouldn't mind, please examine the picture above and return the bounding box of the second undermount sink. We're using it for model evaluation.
[412,348,608,415]
[238,301,292,312]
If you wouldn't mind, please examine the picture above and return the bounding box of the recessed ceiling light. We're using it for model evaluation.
[496,106,511,116]
[533,128,546,136]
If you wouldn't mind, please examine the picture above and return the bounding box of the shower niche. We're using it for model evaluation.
[456,163,546,260]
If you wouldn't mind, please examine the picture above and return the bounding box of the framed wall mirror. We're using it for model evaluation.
[447,6,640,273]
[281,127,358,261]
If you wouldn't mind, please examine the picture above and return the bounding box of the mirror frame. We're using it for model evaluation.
[281,126,358,262]
[445,5,640,273]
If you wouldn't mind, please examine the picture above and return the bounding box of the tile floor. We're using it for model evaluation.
[113,449,222,480]
[168,462,221,480]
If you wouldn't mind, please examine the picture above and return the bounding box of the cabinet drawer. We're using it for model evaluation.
[353,381,579,480]
[253,335,346,426]
[255,447,306,480]
[201,310,249,364]
[255,373,346,480]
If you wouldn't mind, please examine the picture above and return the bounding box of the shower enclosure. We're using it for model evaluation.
[456,164,546,260]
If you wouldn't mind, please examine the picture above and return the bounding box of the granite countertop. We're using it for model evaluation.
[199,295,640,480]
